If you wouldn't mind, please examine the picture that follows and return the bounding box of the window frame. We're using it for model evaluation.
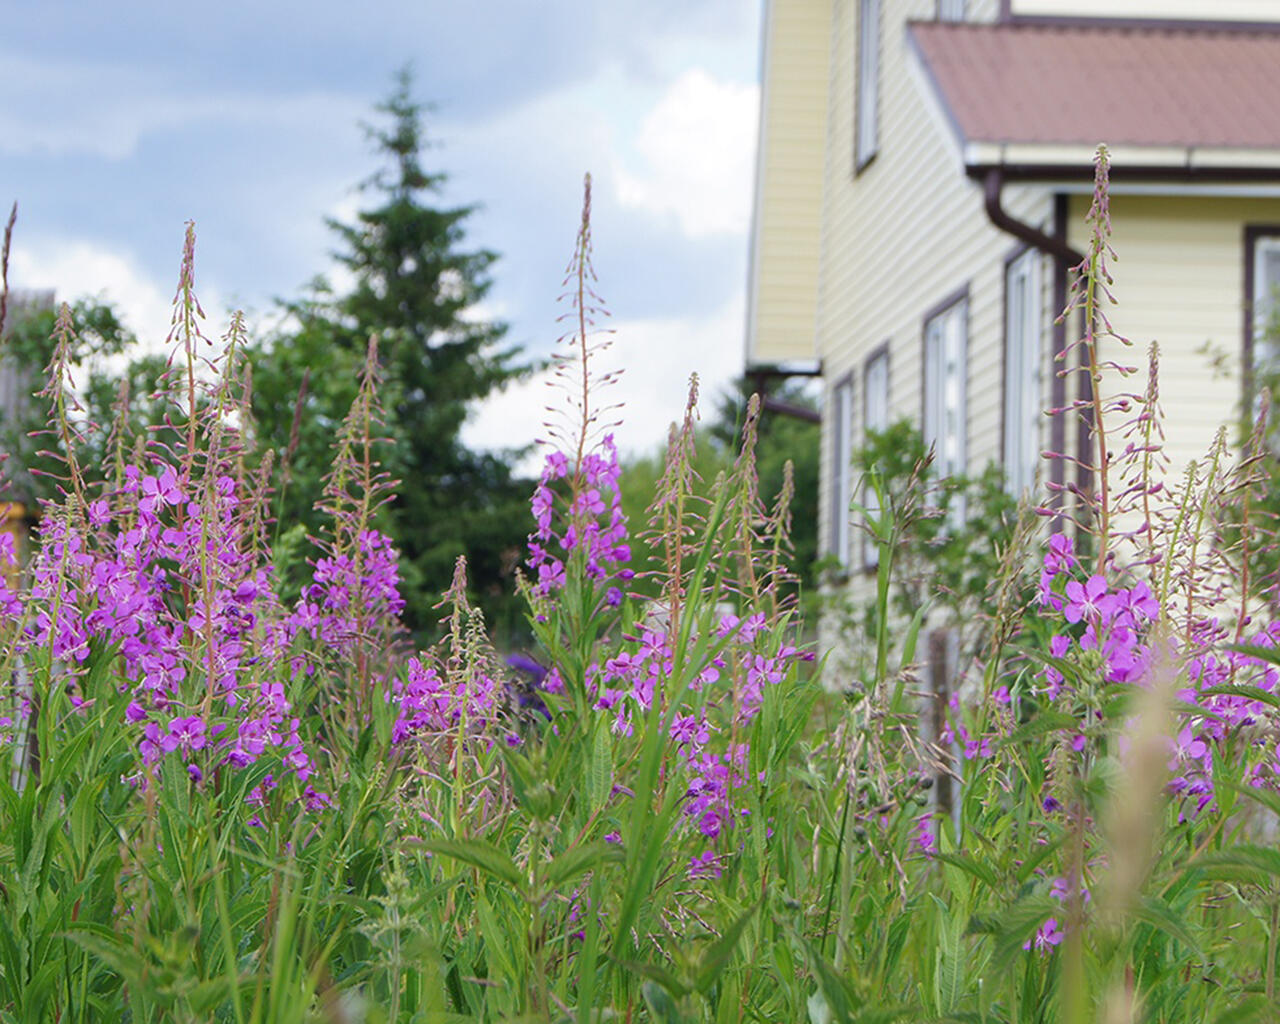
[829,373,856,568]
[921,289,970,527]
[921,288,970,480]
[854,0,880,173]
[1245,225,1280,411]
[861,343,890,570]
[1002,246,1044,497]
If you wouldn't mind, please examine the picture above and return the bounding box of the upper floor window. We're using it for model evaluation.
[830,375,855,566]
[924,295,968,480]
[1004,249,1043,496]
[937,0,966,20]
[855,0,880,171]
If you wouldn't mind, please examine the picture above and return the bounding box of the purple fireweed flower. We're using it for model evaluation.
[1169,725,1208,766]
[1038,569,1065,611]
[1114,581,1159,624]
[1040,634,1071,699]
[1024,918,1064,952]
[163,716,207,754]
[1044,533,1076,574]
[670,713,711,750]
[138,467,183,513]
[912,814,937,856]
[688,850,722,880]
[1064,575,1118,625]
[526,434,630,598]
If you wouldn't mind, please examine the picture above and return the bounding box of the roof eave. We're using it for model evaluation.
[963,142,1280,183]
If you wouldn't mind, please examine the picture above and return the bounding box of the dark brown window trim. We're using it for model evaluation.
[919,285,972,475]
[1243,224,1280,410]
[920,284,971,340]
[853,0,881,177]
[862,340,891,410]
[861,340,891,572]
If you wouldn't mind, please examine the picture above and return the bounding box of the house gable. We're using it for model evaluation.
[749,0,1280,576]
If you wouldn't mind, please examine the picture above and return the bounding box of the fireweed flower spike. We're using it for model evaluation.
[526,175,632,603]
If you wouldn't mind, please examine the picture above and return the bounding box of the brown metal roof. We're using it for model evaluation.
[909,21,1280,150]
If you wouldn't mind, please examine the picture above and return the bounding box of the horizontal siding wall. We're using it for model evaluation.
[1066,192,1280,491]
[816,0,1053,570]
[747,0,833,366]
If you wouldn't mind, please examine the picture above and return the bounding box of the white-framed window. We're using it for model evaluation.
[862,347,889,568]
[865,348,889,435]
[1253,234,1280,373]
[1004,249,1043,497]
[855,0,880,171]
[830,375,855,566]
[924,296,968,482]
[937,0,966,20]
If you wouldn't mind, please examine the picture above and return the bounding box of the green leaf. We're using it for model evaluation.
[1224,643,1280,668]
[587,721,613,815]
[420,837,524,891]
[477,892,521,981]
[933,853,1000,892]
[611,957,690,998]
[931,894,965,1014]
[1221,778,1280,820]
[802,940,857,1024]
[543,841,624,891]
[695,900,761,994]
[1197,684,1280,711]
[999,711,1080,748]
[1131,894,1203,958]
[851,1009,918,1024]
[642,979,685,1023]
[1208,995,1273,1024]
[1191,845,1280,884]
[990,896,1058,972]
[898,602,930,676]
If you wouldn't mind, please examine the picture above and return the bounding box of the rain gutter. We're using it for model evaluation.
[981,167,1085,511]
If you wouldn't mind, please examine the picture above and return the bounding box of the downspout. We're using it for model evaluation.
[982,168,1085,518]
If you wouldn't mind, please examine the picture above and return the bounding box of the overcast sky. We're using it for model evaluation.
[3,1,763,464]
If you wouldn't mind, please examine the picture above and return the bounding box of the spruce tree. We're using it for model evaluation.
[251,69,532,637]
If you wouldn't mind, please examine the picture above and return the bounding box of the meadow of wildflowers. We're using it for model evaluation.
[3,159,1280,1023]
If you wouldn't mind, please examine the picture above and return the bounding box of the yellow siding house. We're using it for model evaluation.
[748,0,1280,579]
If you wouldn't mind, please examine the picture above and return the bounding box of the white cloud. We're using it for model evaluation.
[9,236,238,373]
[462,288,745,471]
[613,69,758,238]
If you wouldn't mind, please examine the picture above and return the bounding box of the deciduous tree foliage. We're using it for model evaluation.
[249,70,533,637]
[0,298,141,503]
